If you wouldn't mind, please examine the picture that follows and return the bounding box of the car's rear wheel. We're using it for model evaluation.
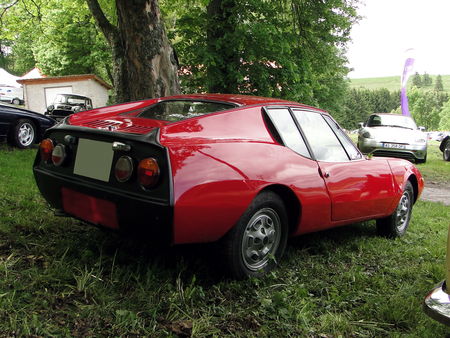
[222,191,288,279]
[376,181,414,238]
[443,140,450,161]
[12,98,20,105]
[9,119,36,148]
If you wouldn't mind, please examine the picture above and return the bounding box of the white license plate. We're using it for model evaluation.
[73,139,114,182]
[382,143,406,149]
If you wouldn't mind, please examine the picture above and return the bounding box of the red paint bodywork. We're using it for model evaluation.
[49,94,424,244]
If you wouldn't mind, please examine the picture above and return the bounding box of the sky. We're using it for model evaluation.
[346,0,450,78]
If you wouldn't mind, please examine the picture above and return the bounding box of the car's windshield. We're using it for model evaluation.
[367,114,417,129]
[138,100,236,122]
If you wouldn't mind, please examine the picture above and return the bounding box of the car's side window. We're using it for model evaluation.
[323,115,363,160]
[292,110,349,162]
[266,108,311,158]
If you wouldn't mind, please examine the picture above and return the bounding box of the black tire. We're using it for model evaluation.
[416,154,427,164]
[221,191,288,279]
[376,181,414,238]
[443,140,450,161]
[8,119,37,149]
[12,98,20,105]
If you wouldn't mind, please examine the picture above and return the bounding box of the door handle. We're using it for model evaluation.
[323,171,330,178]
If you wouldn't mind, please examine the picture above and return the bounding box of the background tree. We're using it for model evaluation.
[408,87,448,130]
[439,100,450,130]
[163,0,359,115]
[422,72,432,86]
[411,72,422,88]
[86,0,180,103]
[435,74,444,91]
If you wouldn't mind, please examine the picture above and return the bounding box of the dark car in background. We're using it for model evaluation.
[45,93,93,121]
[440,135,450,161]
[0,104,56,148]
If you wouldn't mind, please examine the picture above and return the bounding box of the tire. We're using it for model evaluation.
[376,181,414,238]
[416,154,427,164]
[9,119,36,148]
[222,191,288,279]
[12,98,20,105]
[444,140,450,161]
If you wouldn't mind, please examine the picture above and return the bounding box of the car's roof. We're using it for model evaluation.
[57,93,91,99]
[156,93,314,108]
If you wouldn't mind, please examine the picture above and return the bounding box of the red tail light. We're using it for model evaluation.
[51,144,67,166]
[115,156,134,182]
[39,139,54,162]
[137,158,160,188]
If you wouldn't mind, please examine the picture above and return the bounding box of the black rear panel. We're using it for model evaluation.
[33,124,173,241]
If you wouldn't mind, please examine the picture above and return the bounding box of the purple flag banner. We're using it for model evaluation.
[401,55,415,116]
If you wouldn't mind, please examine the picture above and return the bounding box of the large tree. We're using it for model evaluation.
[85,0,180,103]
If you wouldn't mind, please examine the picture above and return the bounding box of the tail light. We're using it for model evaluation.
[39,139,54,162]
[137,158,160,188]
[115,156,134,182]
[51,144,67,166]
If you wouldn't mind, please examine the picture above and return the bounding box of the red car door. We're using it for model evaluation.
[292,110,395,222]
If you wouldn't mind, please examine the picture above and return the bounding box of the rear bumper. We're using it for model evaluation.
[34,167,173,242]
[424,281,450,326]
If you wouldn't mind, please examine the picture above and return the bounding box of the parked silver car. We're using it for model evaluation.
[358,113,427,163]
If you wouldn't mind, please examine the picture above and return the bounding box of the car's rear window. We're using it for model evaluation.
[138,100,236,122]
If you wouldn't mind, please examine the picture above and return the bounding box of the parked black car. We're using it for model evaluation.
[440,135,450,161]
[45,93,93,121]
[0,104,56,148]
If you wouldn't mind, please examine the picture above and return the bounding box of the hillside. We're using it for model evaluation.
[349,74,450,92]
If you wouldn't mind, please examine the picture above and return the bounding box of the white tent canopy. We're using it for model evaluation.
[0,68,20,87]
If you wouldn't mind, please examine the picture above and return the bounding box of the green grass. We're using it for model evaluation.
[416,141,450,183]
[0,143,449,336]
[350,75,450,93]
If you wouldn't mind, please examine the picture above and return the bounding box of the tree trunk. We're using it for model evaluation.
[206,0,239,93]
[86,0,180,103]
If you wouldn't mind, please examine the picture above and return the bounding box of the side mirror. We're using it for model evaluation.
[418,126,426,132]
[46,105,54,112]
[358,122,364,129]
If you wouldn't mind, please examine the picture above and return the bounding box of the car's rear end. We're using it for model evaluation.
[33,122,174,242]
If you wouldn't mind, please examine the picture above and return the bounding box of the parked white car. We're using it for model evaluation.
[0,86,23,105]
[357,113,428,163]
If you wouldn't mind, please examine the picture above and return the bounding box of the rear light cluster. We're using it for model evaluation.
[39,138,160,189]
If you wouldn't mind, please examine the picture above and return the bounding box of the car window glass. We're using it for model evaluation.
[266,108,310,158]
[292,110,349,162]
[367,114,417,129]
[323,115,362,160]
[139,100,235,122]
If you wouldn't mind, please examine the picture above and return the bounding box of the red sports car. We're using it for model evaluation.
[33,94,424,278]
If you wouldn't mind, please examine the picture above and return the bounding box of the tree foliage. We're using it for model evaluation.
[337,88,400,129]
[435,74,444,92]
[408,87,448,130]
[0,0,112,79]
[162,0,360,114]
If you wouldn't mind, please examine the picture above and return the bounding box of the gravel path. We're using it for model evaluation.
[420,181,450,206]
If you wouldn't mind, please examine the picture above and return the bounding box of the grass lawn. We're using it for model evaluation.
[349,74,450,93]
[0,143,449,336]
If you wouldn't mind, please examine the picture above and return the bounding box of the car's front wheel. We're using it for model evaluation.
[376,181,414,238]
[443,140,450,161]
[222,191,288,279]
[9,119,36,148]
[12,98,20,105]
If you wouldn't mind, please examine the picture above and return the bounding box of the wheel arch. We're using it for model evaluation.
[259,184,301,236]
[407,174,419,203]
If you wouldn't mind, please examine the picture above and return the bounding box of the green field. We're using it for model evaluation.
[0,143,449,336]
[350,75,450,93]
